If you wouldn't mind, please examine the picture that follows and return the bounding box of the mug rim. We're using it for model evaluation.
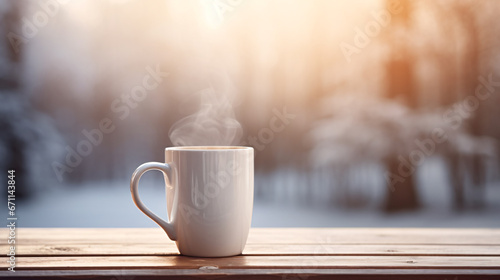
[165,146,253,151]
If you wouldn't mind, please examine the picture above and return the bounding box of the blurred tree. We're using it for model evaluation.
[383,0,419,211]
[0,1,63,196]
[426,0,498,209]
[457,2,487,208]
[0,1,28,197]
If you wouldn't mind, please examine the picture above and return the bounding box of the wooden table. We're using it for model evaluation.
[1,228,499,279]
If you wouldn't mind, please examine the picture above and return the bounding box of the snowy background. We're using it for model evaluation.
[1,0,500,228]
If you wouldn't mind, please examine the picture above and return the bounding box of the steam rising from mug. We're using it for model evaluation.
[169,87,242,146]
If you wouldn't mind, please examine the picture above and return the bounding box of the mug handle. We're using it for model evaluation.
[130,162,177,241]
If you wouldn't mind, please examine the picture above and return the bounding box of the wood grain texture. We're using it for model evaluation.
[4,269,500,280]
[7,255,500,270]
[2,244,500,257]
[3,228,500,244]
[0,228,499,279]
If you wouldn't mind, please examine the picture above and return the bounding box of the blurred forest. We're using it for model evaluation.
[1,0,499,214]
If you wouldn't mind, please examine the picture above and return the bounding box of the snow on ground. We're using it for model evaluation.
[14,176,500,228]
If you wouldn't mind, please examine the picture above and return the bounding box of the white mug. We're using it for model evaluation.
[130,146,254,257]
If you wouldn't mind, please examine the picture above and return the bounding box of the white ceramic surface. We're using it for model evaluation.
[130,146,254,257]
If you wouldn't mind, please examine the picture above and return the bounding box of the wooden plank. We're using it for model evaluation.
[3,255,500,270]
[2,244,500,257]
[246,228,500,245]
[4,268,500,279]
[2,228,499,278]
[3,228,500,245]
[9,227,500,238]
